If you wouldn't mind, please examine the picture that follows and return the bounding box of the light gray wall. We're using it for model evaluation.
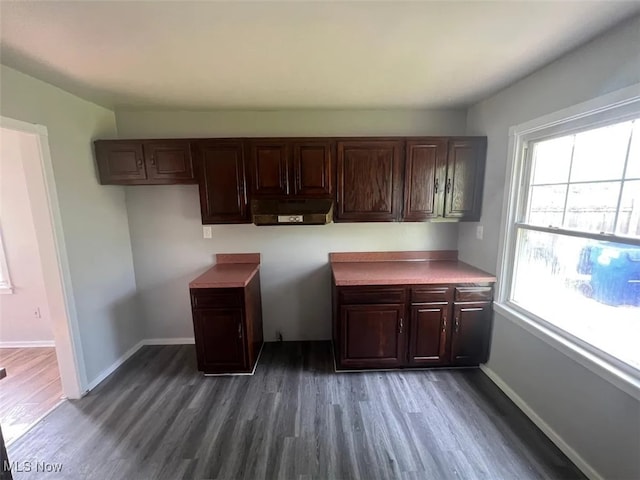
[116,109,466,341]
[460,16,640,480]
[0,65,142,384]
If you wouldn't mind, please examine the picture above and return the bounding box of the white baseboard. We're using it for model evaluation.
[83,338,195,394]
[479,364,603,480]
[142,337,195,345]
[0,340,55,348]
[84,340,145,393]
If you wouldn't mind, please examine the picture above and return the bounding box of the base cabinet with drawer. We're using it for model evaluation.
[332,283,493,370]
[190,274,263,374]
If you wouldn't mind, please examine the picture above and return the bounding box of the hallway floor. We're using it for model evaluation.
[0,347,63,445]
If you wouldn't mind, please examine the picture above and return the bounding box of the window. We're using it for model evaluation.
[502,90,640,377]
[0,224,13,294]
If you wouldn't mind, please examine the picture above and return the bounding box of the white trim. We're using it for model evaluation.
[0,116,87,399]
[479,364,603,480]
[0,341,56,348]
[142,337,195,345]
[494,303,640,400]
[85,340,145,393]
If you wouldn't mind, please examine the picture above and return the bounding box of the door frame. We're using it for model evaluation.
[1,116,86,399]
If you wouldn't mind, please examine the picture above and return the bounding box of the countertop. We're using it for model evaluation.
[189,253,260,289]
[330,251,496,286]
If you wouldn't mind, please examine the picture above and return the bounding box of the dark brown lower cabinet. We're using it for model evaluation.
[333,284,493,370]
[450,302,492,365]
[409,303,449,366]
[190,274,263,374]
[340,304,406,369]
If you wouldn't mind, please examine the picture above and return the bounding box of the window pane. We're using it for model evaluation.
[531,136,573,185]
[511,229,640,370]
[616,180,640,238]
[626,120,640,179]
[525,185,566,227]
[570,121,632,182]
[564,182,621,233]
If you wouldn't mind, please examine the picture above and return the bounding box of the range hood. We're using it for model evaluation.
[251,198,333,226]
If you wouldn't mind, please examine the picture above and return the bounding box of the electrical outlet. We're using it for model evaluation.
[476,225,484,240]
[203,226,212,239]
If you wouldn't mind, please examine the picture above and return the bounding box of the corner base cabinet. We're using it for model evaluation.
[332,283,493,371]
[190,274,263,374]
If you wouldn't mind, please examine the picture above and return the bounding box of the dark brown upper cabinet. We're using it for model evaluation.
[249,139,333,198]
[144,141,194,183]
[95,141,146,184]
[292,140,333,197]
[403,139,447,221]
[443,138,486,221]
[249,140,290,196]
[94,139,195,185]
[402,137,486,222]
[336,140,404,222]
[193,140,249,224]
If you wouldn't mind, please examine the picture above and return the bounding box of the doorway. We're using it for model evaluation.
[0,119,84,445]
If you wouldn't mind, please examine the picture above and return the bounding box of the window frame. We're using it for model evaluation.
[497,84,640,399]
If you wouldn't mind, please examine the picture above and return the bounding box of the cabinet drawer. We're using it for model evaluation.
[454,286,493,302]
[338,287,406,305]
[411,286,451,303]
[191,289,243,308]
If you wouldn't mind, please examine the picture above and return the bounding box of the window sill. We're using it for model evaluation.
[493,302,640,401]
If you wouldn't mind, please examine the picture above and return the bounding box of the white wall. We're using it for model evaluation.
[460,16,640,480]
[116,109,466,341]
[0,128,54,345]
[0,65,142,386]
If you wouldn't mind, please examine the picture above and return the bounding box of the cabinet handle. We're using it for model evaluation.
[137,157,143,167]
[238,322,242,339]
[434,178,439,193]
[446,178,452,194]
[399,317,404,334]
[150,155,156,166]
[454,314,460,333]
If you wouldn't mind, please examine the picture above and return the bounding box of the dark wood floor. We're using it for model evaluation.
[7,342,584,480]
[0,347,63,445]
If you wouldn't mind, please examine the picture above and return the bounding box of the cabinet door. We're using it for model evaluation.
[292,141,333,197]
[444,138,486,220]
[194,140,249,224]
[403,139,447,220]
[409,303,450,366]
[336,140,403,222]
[450,302,492,365]
[340,304,406,369]
[95,141,146,184]
[193,308,247,372]
[249,141,290,196]
[143,140,195,183]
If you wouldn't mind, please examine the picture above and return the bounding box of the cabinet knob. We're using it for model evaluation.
[238,322,242,339]
[150,155,156,166]
[137,158,143,167]
[399,317,404,334]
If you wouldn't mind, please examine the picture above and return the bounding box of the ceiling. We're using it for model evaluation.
[1,1,639,110]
